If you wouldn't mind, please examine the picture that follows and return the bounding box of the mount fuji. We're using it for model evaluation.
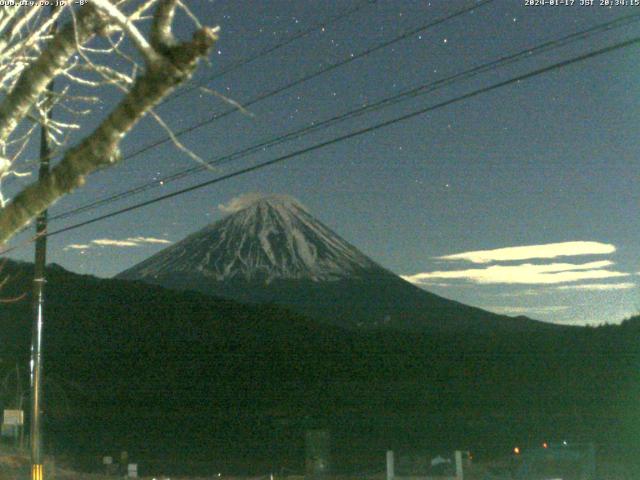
[117,194,552,333]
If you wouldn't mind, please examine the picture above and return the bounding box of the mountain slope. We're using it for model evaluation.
[0,260,630,474]
[117,194,553,333]
[119,194,379,283]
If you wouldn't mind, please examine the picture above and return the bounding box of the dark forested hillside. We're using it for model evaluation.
[0,260,638,475]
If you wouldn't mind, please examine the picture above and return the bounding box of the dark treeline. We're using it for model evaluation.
[0,260,638,475]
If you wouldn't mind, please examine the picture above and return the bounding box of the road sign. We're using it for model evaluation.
[3,409,23,426]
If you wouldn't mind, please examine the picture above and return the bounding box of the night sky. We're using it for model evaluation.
[4,0,640,326]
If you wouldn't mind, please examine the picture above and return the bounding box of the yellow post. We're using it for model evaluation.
[32,463,43,480]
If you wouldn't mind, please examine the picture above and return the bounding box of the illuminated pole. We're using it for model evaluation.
[31,10,56,480]
[31,91,52,480]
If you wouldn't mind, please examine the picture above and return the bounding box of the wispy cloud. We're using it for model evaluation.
[402,260,628,285]
[494,289,541,297]
[218,192,265,213]
[436,241,615,264]
[92,239,140,247]
[493,282,637,295]
[487,305,570,315]
[405,240,628,287]
[63,244,90,251]
[65,237,171,251]
[556,282,636,291]
[412,282,455,288]
[126,236,171,245]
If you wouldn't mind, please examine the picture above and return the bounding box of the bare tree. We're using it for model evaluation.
[0,0,219,245]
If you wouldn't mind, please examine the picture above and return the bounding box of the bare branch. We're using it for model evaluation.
[199,86,255,119]
[177,1,202,29]
[148,108,214,170]
[150,0,178,51]
[0,17,219,243]
[130,0,160,21]
[0,4,105,146]
[91,0,161,64]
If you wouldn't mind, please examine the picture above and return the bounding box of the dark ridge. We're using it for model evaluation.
[0,259,636,475]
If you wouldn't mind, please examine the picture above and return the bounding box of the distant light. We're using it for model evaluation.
[543,442,548,449]
[563,440,568,446]
[513,447,520,455]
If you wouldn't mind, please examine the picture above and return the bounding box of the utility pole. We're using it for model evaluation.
[31,91,52,480]
[31,9,56,479]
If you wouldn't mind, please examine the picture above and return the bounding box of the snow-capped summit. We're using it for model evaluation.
[118,194,381,284]
[118,194,551,332]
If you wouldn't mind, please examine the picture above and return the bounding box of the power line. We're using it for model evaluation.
[42,35,640,241]
[24,1,375,184]
[159,0,374,107]
[34,0,488,195]
[71,0,495,178]
[50,11,640,222]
